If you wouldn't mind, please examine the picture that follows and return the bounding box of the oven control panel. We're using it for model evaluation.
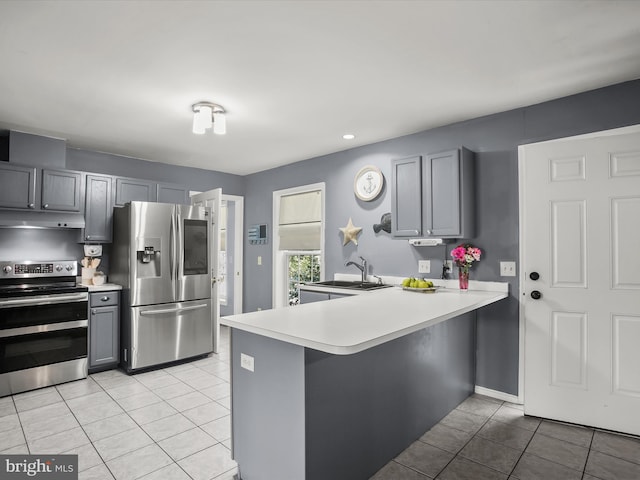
[0,261,78,277]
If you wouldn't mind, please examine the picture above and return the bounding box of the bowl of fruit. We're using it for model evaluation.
[401,277,438,292]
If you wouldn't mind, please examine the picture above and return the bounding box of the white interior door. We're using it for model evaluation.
[521,126,640,435]
[222,194,244,315]
[191,188,222,353]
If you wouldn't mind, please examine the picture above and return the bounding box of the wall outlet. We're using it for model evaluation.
[500,261,517,277]
[240,353,255,372]
[418,260,431,274]
[445,260,453,273]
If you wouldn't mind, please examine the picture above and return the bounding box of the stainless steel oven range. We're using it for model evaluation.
[0,260,88,397]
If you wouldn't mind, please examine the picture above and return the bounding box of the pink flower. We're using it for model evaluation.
[450,244,482,269]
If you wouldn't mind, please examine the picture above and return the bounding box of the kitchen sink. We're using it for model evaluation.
[308,280,392,291]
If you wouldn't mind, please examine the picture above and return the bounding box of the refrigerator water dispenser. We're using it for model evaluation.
[136,237,161,276]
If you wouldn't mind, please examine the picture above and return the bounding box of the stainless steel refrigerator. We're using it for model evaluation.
[111,201,213,372]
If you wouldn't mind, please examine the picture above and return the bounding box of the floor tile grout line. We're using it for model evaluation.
[429,399,505,479]
[512,421,600,478]
[99,358,232,478]
[6,348,234,480]
[507,413,544,478]
[53,370,211,478]
[55,378,120,479]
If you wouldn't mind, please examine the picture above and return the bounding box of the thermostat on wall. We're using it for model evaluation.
[248,224,268,245]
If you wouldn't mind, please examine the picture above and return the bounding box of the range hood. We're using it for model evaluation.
[0,210,85,229]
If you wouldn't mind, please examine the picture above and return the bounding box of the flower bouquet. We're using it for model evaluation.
[450,244,482,290]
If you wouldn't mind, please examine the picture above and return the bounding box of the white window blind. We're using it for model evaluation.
[278,190,322,250]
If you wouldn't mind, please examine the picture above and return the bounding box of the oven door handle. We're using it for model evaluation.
[0,319,89,338]
[0,292,89,308]
[139,304,209,316]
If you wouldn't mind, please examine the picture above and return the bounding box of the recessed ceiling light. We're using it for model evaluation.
[343,134,355,140]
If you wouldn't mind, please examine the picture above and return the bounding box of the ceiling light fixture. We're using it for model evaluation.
[192,102,226,135]
[343,134,355,140]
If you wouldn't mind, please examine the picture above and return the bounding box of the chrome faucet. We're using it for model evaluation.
[345,256,367,283]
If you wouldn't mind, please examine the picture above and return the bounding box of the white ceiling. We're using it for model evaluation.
[1,1,639,176]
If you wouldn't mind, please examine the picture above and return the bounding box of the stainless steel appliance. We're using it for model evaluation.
[112,202,212,373]
[0,260,88,397]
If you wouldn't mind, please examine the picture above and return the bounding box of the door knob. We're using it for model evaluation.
[531,290,542,300]
[529,272,540,281]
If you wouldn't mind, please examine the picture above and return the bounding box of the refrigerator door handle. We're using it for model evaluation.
[139,303,209,316]
[170,207,178,297]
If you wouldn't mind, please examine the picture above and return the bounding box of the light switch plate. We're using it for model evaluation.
[500,261,516,277]
[418,260,431,274]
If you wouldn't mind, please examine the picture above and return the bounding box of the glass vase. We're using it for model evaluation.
[458,269,469,290]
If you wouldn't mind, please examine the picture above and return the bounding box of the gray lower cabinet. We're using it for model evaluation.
[114,177,157,206]
[299,289,354,304]
[84,174,113,242]
[300,290,330,304]
[391,148,475,239]
[0,163,37,209]
[89,291,120,372]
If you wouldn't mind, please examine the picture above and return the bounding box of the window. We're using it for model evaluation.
[287,253,321,305]
[273,183,325,309]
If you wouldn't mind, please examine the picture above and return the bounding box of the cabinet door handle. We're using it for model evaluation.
[28,203,35,209]
[101,296,110,302]
[91,309,97,315]
[86,235,91,240]
[43,204,49,209]
[426,229,432,235]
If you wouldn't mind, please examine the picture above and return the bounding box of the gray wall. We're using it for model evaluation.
[242,79,640,396]
[66,148,245,196]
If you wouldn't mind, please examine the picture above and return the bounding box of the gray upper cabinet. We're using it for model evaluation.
[84,174,113,242]
[157,183,189,204]
[41,168,83,212]
[422,148,475,238]
[391,155,422,237]
[0,163,37,209]
[391,148,475,239]
[0,164,83,212]
[114,177,157,206]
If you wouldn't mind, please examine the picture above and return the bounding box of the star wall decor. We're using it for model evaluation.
[339,217,363,246]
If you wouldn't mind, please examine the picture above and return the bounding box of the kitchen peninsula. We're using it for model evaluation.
[222,282,507,480]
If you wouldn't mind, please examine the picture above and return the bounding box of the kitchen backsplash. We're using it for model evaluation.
[0,229,84,263]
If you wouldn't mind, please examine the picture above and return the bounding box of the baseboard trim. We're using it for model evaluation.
[475,385,521,404]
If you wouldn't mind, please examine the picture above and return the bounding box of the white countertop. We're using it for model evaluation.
[82,283,123,292]
[221,284,508,355]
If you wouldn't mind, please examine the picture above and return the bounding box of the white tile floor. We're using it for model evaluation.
[0,327,236,480]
